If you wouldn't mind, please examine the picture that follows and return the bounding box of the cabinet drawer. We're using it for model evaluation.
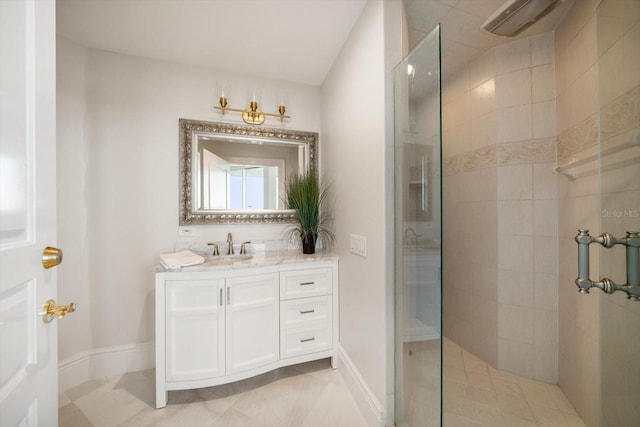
[280,268,331,300]
[281,325,332,359]
[281,295,331,331]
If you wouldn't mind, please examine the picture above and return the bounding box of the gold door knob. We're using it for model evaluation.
[42,246,63,269]
[42,299,76,323]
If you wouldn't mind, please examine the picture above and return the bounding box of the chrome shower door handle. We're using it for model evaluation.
[574,229,640,301]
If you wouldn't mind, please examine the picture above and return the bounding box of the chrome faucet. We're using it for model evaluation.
[227,233,234,255]
[240,241,251,255]
[207,242,220,256]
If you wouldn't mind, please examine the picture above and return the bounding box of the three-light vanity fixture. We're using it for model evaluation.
[214,92,290,125]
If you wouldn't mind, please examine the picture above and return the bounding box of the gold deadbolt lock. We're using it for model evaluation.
[42,299,76,323]
[42,246,63,269]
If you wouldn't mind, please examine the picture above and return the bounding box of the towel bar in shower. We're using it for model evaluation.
[575,230,640,301]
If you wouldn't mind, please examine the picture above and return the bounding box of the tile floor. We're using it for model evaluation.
[60,340,588,427]
[442,338,586,427]
[58,358,368,427]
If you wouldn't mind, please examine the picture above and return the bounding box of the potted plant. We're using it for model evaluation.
[285,169,334,254]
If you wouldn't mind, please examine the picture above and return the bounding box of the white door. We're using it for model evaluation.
[201,148,229,210]
[0,0,59,426]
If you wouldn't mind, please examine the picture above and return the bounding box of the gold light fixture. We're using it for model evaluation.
[214,95,290,125]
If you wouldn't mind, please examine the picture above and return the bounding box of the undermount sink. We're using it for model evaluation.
[201,254,254,265]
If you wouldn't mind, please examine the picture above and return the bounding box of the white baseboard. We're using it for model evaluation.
[58,342,154,392]
[337,344,385,427]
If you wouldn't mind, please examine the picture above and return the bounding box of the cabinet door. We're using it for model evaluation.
[166,279,225,382]
[226,273,279,374]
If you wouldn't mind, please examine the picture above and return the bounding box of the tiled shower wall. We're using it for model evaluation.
[494,34,558,384]
[443,31,559,382]
[442,47,499,368]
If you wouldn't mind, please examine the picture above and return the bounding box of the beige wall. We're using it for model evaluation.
[321,0,389,423]
[57,37,91,370]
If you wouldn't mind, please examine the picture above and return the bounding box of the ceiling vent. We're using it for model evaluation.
[481,0,560,37]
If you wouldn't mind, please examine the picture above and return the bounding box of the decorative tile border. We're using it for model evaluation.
[600,84,640,142]
[460,145,496,172]
[443,155,462,176]
[444,83,639,176]
[557,115,598,161]
[497,138,556,165]
[444,138,556,175]
[556,83,639,161]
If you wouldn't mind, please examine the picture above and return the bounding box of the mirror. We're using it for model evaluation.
[179,119,318,224]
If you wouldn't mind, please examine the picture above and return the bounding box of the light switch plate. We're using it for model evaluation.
[350,234,367,258]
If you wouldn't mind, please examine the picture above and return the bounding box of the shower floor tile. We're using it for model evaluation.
[443,339,586,427]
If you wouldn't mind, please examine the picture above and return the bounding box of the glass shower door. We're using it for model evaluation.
[393,25,442,427]
[597,1,640,426]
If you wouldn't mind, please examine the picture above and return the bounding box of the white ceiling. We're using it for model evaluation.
[56,0,368,86]
[57,0,575,87]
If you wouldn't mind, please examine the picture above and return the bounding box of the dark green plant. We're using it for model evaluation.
[284,169,334,250]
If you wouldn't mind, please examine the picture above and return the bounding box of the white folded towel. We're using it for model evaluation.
[159,250,205,269]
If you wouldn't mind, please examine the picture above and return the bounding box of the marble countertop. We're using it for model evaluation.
[154,250,338,273]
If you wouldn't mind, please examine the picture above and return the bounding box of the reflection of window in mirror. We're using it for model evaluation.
[227,157,284,210]
[198,149,285,210]
[196,136,292,211]
[229,165,279,209]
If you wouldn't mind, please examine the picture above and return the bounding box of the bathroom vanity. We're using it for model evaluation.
[154,252,338,408]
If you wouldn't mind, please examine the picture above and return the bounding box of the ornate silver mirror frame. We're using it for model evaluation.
[179,118,318,225]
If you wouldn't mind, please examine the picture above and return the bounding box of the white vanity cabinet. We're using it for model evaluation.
[155,258,338,408]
